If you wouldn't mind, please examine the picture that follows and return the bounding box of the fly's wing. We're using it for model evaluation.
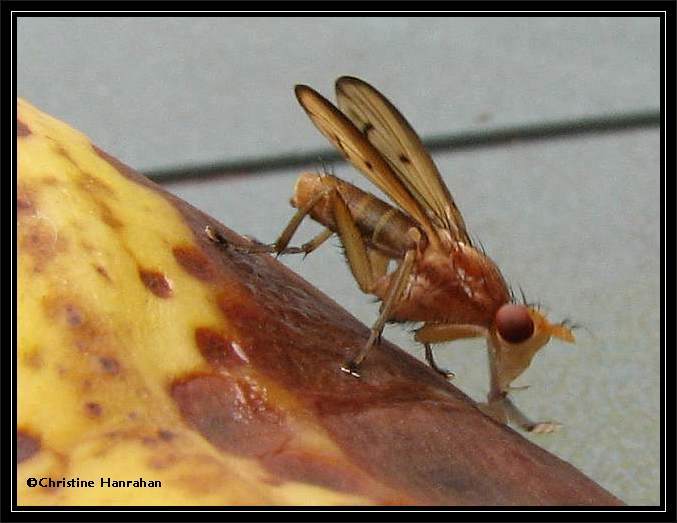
[295,84,438,240]
[335,76,471,245]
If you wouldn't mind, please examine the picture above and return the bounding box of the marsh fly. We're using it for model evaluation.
[207,76,575,433]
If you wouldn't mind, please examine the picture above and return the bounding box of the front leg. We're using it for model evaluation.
[502,396,562,433]
[414,323,486,380]
[485,338,561,433]
[480,395,562,434]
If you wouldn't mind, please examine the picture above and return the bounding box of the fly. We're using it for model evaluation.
[207,76,575,433]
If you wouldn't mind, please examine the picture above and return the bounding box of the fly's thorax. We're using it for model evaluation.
[378,243,510,326]
[441,242,512,317]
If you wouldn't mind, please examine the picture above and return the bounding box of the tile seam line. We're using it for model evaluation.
[146,109,660,184]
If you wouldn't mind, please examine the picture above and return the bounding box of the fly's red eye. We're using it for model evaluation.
[495,304,534,344]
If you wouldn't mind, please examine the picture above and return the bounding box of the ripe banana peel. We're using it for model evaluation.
[16,99,622,506]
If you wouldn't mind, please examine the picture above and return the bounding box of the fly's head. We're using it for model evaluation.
[489,303,575,392]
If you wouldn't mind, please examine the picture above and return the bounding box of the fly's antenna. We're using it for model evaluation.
[560,317,595,339]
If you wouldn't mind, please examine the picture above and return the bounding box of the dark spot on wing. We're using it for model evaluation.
[334,135,345,153]
[399,154,411,164]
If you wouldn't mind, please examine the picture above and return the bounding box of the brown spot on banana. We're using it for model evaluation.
[97,356,121,374]
[173,245,216,282]
[18,213,68,273]
[93,264,112,281]
[17,118,32,137]
[17,186,35,214]
[138,268,173,298]
[84,402,103,418]
[195,327,249,368]
[171,373,289,457]
[17,429,41,463]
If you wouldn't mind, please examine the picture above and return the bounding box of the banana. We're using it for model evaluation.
[16,99,622,507]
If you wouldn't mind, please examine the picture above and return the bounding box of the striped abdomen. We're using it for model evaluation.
[291,173,419,259]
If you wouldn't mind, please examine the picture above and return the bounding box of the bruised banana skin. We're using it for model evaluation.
[16,99,392,506]
[17,99,623,507]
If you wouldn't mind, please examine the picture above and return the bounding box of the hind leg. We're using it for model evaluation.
[323,188,418,376]
[340,248,417,377]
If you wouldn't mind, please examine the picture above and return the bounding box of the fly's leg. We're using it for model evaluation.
[501,397,562,434]
[423,344,455,380]
[209,178,412,378]
[206,188,332,256]
[317,183,417,377]
[481,338,562,433]
[329,186,377,296]
[341,249,417,377]
[414,323,485,380]
[367,249,391,283]
[296,228,334,257]
[478,394,561,434]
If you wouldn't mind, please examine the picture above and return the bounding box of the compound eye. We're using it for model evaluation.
[495,304,534,344]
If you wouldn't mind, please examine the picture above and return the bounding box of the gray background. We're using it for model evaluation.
[18,17,661,506]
